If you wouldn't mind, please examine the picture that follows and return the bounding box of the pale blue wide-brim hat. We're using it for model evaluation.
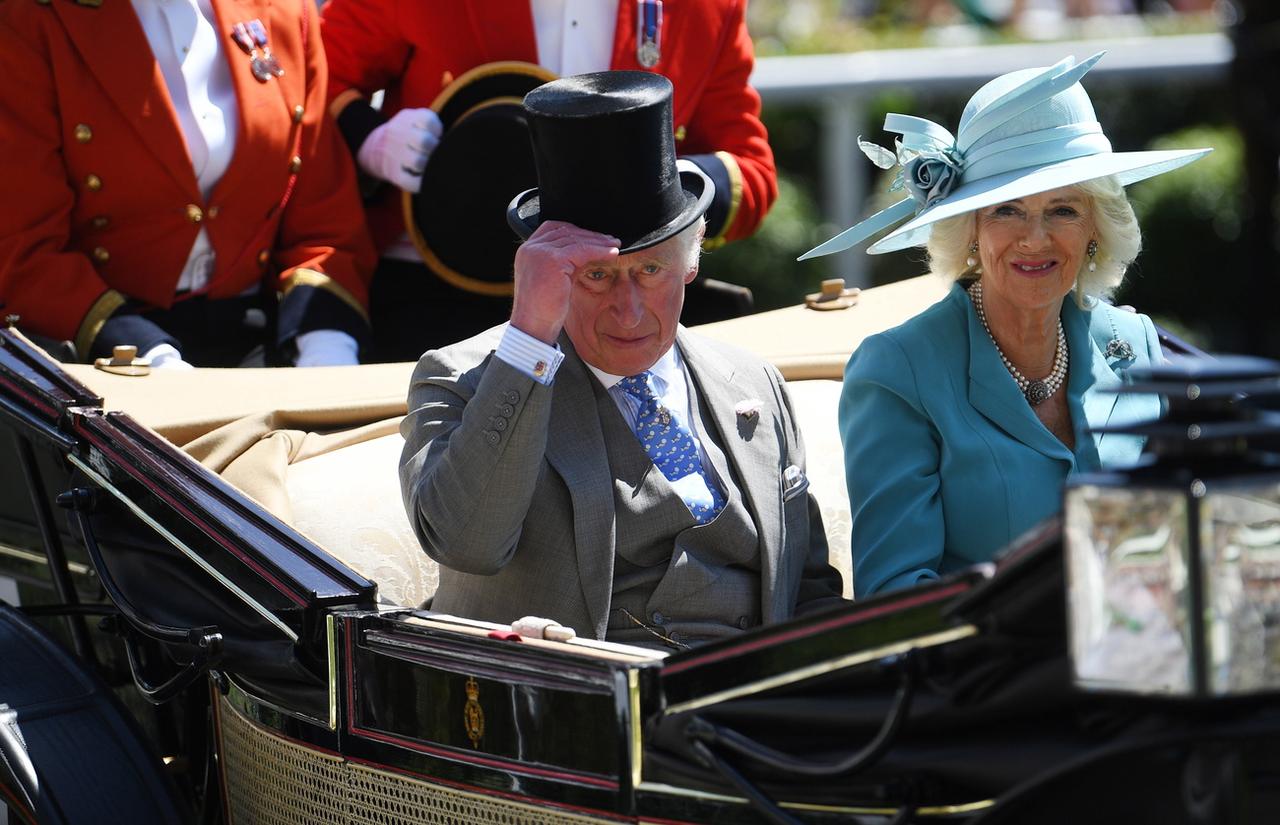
[799,52,1211,260]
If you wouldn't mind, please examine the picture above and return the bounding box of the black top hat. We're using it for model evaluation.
[506,71,714,254]
[404,62,556,296]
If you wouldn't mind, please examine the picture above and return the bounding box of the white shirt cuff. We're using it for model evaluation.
[495,324,564,385]
[295,329,360,367]
[143,343,194,370]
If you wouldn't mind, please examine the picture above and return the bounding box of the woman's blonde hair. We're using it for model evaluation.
[925,176,1141,305]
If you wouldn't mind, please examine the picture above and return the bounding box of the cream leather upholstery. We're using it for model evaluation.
[280,377,853,607]
[286,434,439,607]
[782,380,852,597]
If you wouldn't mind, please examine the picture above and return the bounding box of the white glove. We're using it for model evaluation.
[356,107,443,194]
[294,329,359,367]
[143,343,194,370]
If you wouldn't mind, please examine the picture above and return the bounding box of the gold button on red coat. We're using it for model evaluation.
[185,204,203,223]
[85,174,102,191]
[73,124,92,143]
[92,246,109,263]
[292,105,305,123]
[90,215,109,229]
[257,249,270,267]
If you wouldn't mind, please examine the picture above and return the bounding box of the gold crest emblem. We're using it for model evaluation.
[463,676,485,748]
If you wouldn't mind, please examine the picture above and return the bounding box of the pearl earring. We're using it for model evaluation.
[1087,239,1098,273]
[966,240,978,269]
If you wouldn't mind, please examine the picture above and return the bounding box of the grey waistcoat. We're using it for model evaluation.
[595,373,761,650]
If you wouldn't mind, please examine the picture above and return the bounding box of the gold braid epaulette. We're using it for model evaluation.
[280,268,370,324]
[75,289,127,360]
[328,88,366,122]
[701,150,744,251]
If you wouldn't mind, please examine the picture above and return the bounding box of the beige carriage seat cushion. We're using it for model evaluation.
[273,380,856,604]
[285,433,438,608]
[781,379,853,598]
[179,380,852,608]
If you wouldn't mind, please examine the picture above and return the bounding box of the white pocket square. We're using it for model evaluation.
[782,464,809,501]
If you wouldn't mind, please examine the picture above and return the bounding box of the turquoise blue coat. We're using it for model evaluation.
[840,282,1164,597]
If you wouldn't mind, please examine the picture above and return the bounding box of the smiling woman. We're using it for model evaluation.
[798,52,1211,598]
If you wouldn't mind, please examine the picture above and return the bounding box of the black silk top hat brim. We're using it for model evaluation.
[403,62,556,296]
[506,71,714,254]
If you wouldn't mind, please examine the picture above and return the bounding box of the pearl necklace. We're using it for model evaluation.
[966,280,1068,407]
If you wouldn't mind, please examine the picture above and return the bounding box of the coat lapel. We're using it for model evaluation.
[611,0,687,90]
[962,288,1074,464]
[542,340,618,639]
[53,0,196,195]
[1070,300,1119,436]
[676,330,787,621]
[209,0,285,211]
[1068,301,1154,468]
[468,0,538,64]
[609,0,634,69]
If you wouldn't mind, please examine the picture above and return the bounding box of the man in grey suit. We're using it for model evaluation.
[399,71,843,650]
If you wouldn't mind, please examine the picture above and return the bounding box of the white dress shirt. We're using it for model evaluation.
[530,0,617,77]
[131,0,238,293]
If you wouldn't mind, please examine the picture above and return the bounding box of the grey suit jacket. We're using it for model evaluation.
[399,325,844,640]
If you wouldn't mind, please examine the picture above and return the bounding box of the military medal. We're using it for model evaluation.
[636,0,662,68]
[231,20,279,82]
[248,19,285,78]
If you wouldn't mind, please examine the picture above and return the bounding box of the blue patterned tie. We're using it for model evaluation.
[618,371,726,524]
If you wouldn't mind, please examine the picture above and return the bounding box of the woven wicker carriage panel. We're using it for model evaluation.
[218,694,615,824]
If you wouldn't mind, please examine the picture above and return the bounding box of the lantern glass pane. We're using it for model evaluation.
[1201,483,1280,694]
[1066,484,1192,694]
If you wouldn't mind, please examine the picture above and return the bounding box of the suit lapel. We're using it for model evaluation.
[542,340,617,639]
[962,289,1073,464]
[53,0,196,195]
[677,330,786,620]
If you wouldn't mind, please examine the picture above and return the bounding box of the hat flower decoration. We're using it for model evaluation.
[857,128,963,210]
[800,51,1210,261]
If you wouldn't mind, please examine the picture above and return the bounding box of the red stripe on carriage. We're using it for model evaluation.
[0,372,58,418]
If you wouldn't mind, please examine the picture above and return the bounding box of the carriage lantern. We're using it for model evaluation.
[1065,356,1280,697]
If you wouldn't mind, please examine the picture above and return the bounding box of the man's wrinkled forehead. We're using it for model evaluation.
[579,233,689,273]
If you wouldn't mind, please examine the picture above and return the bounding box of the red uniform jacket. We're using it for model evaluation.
[0,0,374,357]
[320,0,777,251]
